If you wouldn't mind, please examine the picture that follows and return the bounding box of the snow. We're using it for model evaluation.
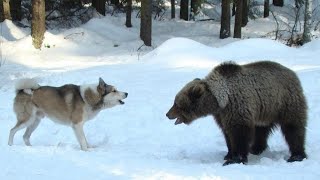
[1,12,320,180]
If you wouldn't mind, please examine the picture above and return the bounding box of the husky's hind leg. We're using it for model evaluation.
[23,117,41,146]
[8,113,34,146]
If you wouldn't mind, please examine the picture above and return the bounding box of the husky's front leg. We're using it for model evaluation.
[72,122,88,151]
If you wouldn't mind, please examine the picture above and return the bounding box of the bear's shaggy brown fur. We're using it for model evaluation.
[166,61,307,166]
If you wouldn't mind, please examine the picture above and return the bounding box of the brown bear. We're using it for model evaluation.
[166,61,307,166]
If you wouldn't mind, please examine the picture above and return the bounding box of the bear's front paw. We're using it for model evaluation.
[223,155,248,166]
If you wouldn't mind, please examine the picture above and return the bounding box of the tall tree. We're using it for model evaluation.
[220,0,231,39]
[31,0,45,49]
[234,0,243,38]
[10,0,21,20]
[232,2,235,16]
[125,0,132,27]
[2,0,11,20]
[92,0,106,15]
[273,0,283,7]
[242,0,248,27]
[303,0,312,43]
[264,0,269,18]
[180,0,188,21]
[111,0,120,7]
[140,0,152,46]
[171,0,175,19]
[0,0,3,21]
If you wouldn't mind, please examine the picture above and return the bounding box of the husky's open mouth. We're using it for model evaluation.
[119,100,125,104]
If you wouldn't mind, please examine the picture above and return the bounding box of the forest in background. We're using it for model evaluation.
[0,0,319,48]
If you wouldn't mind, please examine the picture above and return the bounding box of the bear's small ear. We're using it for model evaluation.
[189,83,205,100]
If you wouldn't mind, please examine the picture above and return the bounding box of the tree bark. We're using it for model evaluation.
[273,0,283,7]
[242,0,248,27]
[2,0,11,20]
[303,0,312,43]
[180,0,189,21]
[232,2,235,16]
[92,0,106,15]
[125,0,132,27]
[220,0,231,39]
[171,0,175,19]
[31,0,45,49]
[140,0,152,46]
[264,0,269,18]
[111,0,120,7]
[0,0,3,21]
[234,0,243,38]
[10,0,21,20]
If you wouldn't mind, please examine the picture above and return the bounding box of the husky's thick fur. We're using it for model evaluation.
[8,78,128,151]
[166,61,307,165]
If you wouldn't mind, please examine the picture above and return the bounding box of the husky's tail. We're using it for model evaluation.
[15,78,40,95]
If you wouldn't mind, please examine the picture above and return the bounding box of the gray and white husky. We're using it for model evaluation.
[8,78,128,151]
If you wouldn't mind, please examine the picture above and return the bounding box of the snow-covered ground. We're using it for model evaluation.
[1,11,320,180]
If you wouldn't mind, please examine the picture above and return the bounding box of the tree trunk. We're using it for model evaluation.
[31,0,45,49]
[0,0,3,21]
[92,0,106,15]
[264,0,269,18]
[220,0,231,39]
[111,0,120,7]
[125,0,132,27]
[10,0,21,20]
[171,0,175,19]
[303,0,312,43]
[140,0,152,46]
[180,0,188,21]
[242,0,248,27]
[232,2,235,16]
[2,0,11,20]
[273,0,283,7]
[234,0,243,38]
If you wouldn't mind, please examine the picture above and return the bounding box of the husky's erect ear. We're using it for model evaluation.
[98,77,107,94]
[99,77,106,87]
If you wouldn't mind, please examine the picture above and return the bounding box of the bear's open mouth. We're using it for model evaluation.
[174,118,183,125]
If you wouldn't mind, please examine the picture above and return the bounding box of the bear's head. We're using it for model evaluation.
[166,79,220,125]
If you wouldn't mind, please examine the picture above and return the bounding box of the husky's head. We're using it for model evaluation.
[81,78,128,110]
